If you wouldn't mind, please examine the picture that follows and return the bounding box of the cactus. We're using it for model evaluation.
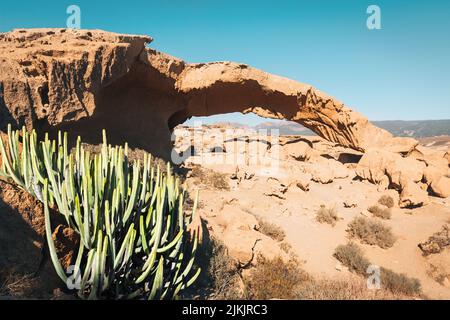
[0,124,201,299]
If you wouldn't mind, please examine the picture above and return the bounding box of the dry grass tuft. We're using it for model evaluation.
[347,216,396,248]
[256,218,286,242]
[368,205,392,220]
[378,195,395,208]
[334,243,370,274]
[316,205,339,227]
[279,242,292,254]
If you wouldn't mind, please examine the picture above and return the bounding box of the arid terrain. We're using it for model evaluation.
[0,28,449,300]
[175,124,450,299]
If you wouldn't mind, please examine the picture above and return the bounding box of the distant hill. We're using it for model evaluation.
[254,121,315,136]
[187,119,450,138]
[372,120,450,138]
[253,120,450,138]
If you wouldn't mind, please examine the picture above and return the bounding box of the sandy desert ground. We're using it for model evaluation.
[175,124,450,299]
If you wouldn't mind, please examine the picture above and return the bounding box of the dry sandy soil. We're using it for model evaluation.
[176,124,450,299]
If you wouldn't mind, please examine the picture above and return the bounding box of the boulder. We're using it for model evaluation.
[430,176,450,198]
[310,164,334,184]
[282,141,313,161]
[408,145,448,172]
[308,158,349,184]
[389,156,426,189]
[399,180,430,208]
[205,205,283,265]
[263,177,288,199]
[356,149,426,189]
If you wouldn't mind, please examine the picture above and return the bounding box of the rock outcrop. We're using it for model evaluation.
[1,28,418,158]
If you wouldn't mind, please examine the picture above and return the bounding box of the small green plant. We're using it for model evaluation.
[316,205,339,227]
[368,205,391,220]
[378,195,395,208]
[0,125,201,300]
[347,216,396,248]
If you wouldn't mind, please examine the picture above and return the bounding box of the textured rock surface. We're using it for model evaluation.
[0,28,419,158]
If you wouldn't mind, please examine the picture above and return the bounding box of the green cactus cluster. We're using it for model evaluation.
[0,124,201,299]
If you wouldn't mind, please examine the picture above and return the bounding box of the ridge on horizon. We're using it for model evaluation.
[183,117,450,138]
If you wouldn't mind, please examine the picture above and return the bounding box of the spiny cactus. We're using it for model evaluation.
[0,124,201,299]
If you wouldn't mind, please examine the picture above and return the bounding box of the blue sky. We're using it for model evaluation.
[1,0,449,125]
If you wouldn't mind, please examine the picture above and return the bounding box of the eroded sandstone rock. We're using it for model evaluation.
[399,180,430,208]
[0,28,419,159]
[430,176,450,198]
[204,205,283,265]
[356,149,426,189]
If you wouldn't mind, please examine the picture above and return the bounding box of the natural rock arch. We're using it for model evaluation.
[0,28,417,160]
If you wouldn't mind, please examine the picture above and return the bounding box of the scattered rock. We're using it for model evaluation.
[430,176,450,198]
[230,166,255,182]
[418,225,450,256]
[294,173,312,192]
[307,159,349,184]
[343,198,358,208]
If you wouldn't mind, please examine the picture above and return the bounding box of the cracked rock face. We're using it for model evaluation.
[0,28,419,159]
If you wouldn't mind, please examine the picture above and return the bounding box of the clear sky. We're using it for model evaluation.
[1,0,449,125]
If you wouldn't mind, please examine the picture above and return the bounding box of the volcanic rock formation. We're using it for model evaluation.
[0,28,418,158]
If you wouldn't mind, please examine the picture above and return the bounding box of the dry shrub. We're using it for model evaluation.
[368,205,392,220]
[334,243,370,274]
[0,271,37,298]
[280,242,292,253]
[347,216,396,249]
[190,165,230,190]
[244,256,307,300]
[195,238,242,300]
[334,243,422,297]
[80,143,168,171]
[256,218,286,242]
[297,276,409,300]
[380,267,421,296]
[378,195,395,208]
[426,263,450,285]
[316,205,339,226]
